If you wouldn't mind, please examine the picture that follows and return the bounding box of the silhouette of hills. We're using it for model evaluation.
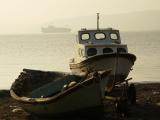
[53,10,160,32]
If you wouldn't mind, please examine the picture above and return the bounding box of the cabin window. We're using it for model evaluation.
[87,48,97,56]
[81,33,90,40]
[117,48,126,53]
[103,48,113,54]
[95,33,105,40]
[110,33,118,40]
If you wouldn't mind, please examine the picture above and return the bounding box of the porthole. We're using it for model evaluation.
[110,33,118,40]
[81,33,90,40]
[117,48,126,53]
[103,48,113,54]
[95,33,105,40]
[87,48,97,56]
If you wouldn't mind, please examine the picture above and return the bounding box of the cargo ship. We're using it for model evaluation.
[41,25,71,33]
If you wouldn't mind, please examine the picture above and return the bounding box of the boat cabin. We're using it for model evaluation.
[71,28,128,63]
[70,13,128,63]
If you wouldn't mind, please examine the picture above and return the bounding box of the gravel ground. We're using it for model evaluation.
[0,83,160,120]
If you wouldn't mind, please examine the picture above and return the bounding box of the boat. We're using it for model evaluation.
[41,25,71,33]
[10,13,136,117]
[69,13,136,91]
[10,69,111,117]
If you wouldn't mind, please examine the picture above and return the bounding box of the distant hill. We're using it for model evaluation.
[53,10,160,32]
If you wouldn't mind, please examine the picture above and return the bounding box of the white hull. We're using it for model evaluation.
[70,53,136,83]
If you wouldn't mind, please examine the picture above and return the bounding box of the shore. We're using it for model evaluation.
[0,83,160,120]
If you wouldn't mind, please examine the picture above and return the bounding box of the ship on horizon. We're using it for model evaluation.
[41,25,71,33]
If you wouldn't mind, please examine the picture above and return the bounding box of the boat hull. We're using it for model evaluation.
[23,82,102,116]
[10,69,111,117]
[70,53,136,83]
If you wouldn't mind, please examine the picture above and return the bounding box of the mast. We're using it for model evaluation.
[97,13,100,30]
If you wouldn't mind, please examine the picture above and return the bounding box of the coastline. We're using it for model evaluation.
[0,82,160,120]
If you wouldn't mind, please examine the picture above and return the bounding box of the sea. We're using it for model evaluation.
[0,31,160,89]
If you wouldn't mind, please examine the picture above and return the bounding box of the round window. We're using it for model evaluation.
[110,33,118,40]
[81,33,90,40]
[117,48,126,53]
[103,48,113,54]
[87,48,97,56]
[95,33,105,40]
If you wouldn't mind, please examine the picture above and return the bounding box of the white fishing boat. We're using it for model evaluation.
[69,13,136,91]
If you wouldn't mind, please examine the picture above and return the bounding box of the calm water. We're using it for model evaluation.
[0,32,160,89]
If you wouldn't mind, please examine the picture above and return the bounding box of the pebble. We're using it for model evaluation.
[156,103,160,106]
[152,91,160,95]
[9,105,18,108]
[12,108,23,113]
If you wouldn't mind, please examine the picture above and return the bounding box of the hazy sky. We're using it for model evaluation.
[0,0,160,33]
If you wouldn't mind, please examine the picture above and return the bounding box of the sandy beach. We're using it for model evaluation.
[0,83,160,120]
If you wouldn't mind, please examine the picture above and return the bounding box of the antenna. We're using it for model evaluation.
[96,13,100,30]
